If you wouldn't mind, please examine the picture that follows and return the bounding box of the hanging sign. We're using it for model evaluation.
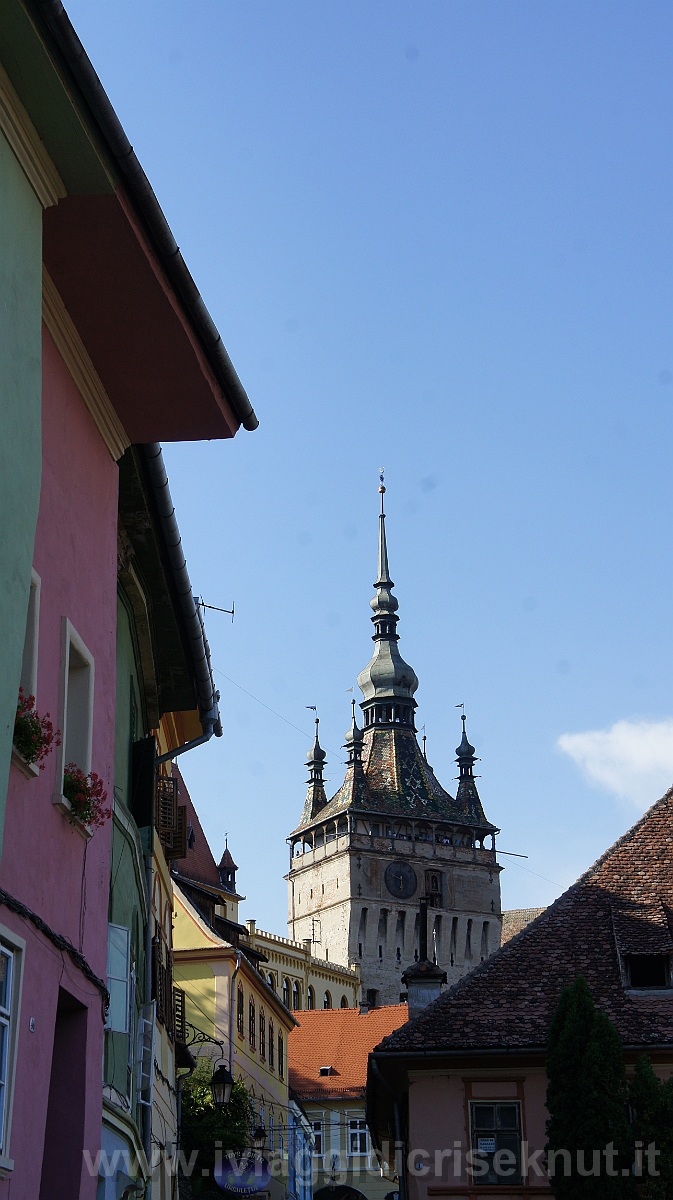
[214,1154,271,1195]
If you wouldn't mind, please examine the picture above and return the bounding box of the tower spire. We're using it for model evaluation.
[344,698,363,765]
[356,473,418,726]
[455,714,482,815]
[300,718,327,823]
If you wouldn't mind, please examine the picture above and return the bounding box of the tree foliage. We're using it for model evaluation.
[179,1059,254,1199]
[629,1055,673,1199]
[546,975,633,1198]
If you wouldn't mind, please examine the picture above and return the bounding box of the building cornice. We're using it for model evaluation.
[42,267,130,461]
[0,59,65,207]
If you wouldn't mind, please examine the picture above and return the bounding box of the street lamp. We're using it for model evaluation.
[252,1126,266,1153]
[211,1063,234,1108]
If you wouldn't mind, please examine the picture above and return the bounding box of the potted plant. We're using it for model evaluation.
[13,688,60,776]
[62,763,111,830]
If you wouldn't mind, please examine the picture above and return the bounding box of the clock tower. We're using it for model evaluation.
[287,481,503,1007]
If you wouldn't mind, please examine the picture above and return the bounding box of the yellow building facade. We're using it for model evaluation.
[243,921,361,1012]
[173,886,299,1200]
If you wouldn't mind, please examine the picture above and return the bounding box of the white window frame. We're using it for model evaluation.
[106,924,130,1034]
[347,1115,369,1159]
[20,569,41,700]
[11,571,42,779]
[311,1117,324,1158]
[0,924,26,1175]
[53,617,95,816]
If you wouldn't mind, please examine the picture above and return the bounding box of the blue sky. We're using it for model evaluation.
[66,0,672,931]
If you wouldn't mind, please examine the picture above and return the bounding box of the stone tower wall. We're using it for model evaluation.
[288,831,502,1005]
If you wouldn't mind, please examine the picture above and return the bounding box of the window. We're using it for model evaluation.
[237,985,244,1036]
[267,972,276,991]
[312,1120,323,1156]
[307,986,315,1010]
[629,955,670,989]
[469,1102,522,1185]
[269,1115,274,1152]
[425,870,442,907]
[323,991,332,1009]
[20,569,41,699]
[283,978,291,1008]
[278,1030,284,1078]
[268,1020,274,1069]
[249,997,256,1048]
[0,947,14,1155]
[340,995,349,1008]
[54,619,94,806]
[106,924,130,1033]
[349,1119,368,1155]
[259,1009,266,1059]
[292,981,301,1010]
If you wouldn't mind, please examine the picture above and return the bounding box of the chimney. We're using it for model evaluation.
[246,919,256,938]
[401,897,446,1022]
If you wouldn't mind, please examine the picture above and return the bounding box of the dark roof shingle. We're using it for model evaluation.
[381,789,673,1054]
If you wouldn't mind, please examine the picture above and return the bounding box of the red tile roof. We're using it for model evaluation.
[501,907,547,943]
[171,767,222,890]
[381,789,673,1054]
[289,1006,408,1097]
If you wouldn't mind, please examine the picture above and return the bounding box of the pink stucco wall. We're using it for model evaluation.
[407,1069,551,1198]
[0,326,118,1198]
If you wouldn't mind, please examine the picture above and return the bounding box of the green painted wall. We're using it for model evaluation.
[104,594,148,1121]
[0,126,43,850]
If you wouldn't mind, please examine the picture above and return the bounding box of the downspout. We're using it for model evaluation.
[229,951,242,1073]
[370,1057,407,1200]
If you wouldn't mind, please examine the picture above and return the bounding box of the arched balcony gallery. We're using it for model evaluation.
[290,819,496,860]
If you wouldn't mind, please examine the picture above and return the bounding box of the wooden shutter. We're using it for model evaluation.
[163,805,188,861]
[173,988,187,1045]
[136,1001,155,1106]
[156,776,178,845]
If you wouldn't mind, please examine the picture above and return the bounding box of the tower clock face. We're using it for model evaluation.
[385,860,418,899]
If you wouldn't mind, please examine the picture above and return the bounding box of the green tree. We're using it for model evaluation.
[179,1059,254,1199]
[545,975,634,1198]
[629,1055,673,1199]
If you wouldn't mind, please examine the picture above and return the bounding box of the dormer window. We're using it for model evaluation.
[319,1065,334,1076]
[628,955,671,989]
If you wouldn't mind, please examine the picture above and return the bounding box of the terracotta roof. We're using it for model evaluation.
[380,789,673,1054]
[501,907,547,943]
[289,1005,408,1097]
[170,767,222,890]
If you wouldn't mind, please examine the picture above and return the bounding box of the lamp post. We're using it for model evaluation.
[211,1063,235,1108]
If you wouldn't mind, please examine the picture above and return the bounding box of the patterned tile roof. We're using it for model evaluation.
[379,789,673,1053]
[293,728,493,833]
[501,907,547,943]
[289,1005,408,1097]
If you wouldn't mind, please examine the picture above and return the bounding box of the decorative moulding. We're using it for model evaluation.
[0,59,65,208]
[52,793,93,841]
[42,268,130,462]
[10,747,40,780]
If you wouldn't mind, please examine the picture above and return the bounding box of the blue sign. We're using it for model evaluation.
[215,1155,271,1195]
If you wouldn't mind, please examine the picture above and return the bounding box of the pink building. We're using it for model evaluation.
[0,3,257,1194]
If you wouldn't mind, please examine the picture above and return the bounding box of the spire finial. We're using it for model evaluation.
[375,469,393,588]
[344,697,363,764]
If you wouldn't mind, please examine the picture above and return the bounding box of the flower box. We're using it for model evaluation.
[11,747,40,780]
